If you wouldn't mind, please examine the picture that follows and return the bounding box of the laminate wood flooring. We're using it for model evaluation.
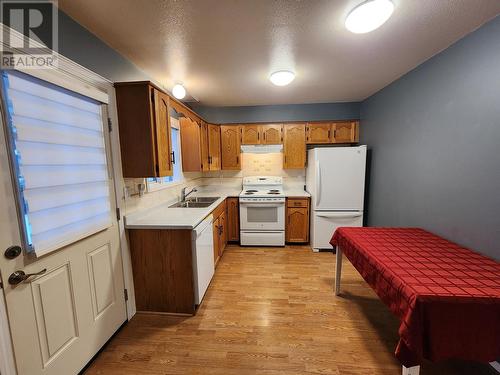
[84,245,494,375]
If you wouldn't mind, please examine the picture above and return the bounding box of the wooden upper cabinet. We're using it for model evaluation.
[226,197,240,242]
[306,122,331,144]
[179,117,210,172]
[207,124,221,171]
[153,91,173,176]
[283,123,306,169]
[332,121,359,143]
[220,125,241,170]
[241,124,261,144]
[200,121,210,171]
[261,124,283,144]
[115,82,173,177]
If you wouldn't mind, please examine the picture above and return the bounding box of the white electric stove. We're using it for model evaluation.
[239,176,285,246]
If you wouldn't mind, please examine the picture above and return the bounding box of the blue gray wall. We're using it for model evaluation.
[361,15,500,260]
[189,102,360,123]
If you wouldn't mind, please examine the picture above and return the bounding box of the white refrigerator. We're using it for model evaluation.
[306,146,367,251]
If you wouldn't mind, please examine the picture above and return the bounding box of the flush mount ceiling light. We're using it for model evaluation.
[345,0,394,34]
[172,84,186,99]
[269,70,295,86]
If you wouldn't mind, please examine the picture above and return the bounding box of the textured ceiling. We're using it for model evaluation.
[58,0,500,106]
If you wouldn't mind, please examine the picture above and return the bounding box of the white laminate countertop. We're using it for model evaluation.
[124,188,241,230]
[284,189,311,198]
[125,186,310,230]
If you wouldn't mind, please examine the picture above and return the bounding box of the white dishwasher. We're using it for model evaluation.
[192,215,215,305]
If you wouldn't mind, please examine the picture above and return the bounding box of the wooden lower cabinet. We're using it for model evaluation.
[285,198,310,243]
[212,200,227,266]
[226,197,240,242]
[128,229,195,314]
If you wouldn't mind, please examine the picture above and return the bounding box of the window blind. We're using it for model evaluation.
[3,71,112,257]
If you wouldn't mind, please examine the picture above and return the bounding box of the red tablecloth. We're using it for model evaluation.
[330,227,500,367]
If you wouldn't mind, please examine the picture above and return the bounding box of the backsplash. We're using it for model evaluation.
[203,152,305,188]
[123,153,306,215]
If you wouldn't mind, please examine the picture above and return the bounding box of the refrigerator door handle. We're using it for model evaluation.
[316,160,321,206]
[316,212,363,218]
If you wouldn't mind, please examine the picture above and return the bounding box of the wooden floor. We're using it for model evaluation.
[84,246,494,375]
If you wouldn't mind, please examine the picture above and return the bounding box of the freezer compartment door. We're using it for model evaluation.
[240,231,285,246]
[311,211,363,250]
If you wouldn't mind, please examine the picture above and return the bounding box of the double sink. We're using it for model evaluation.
[169,196,220,208]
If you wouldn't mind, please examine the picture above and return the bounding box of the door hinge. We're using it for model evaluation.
[116,207,121,221]
[107,118,112,132]
[124,288,129,301]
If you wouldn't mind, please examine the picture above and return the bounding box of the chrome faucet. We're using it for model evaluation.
[181,186,197,202]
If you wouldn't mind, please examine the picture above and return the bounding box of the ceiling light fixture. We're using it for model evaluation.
[345,0,394,34]
[269,70,295,86]
[172,84,186,99]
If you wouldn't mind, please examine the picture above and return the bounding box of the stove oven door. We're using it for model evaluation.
[239,201,285,231]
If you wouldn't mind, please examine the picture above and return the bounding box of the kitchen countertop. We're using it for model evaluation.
[125,186,310,230]
[124,188,241,230]
[284,189,311,198]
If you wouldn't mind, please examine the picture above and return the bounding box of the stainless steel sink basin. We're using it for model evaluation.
[169,196,220,208]
[186,196,219,204]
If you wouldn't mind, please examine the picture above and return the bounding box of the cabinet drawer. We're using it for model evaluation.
[287,198,309,208]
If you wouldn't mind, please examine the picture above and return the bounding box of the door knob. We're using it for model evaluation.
[8,268,47,285]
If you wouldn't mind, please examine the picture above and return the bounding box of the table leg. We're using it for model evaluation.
[402,365,420,375]
[335,247,342,296]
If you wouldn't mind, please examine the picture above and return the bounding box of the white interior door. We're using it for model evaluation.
[311,212,363,250]
[315,147,367,211]
[0,75,127,374]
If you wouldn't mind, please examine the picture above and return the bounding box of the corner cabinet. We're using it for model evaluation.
[220,125,241,170]
[283,123,306,169]
[115,82,173,177]
[285,198,310,243]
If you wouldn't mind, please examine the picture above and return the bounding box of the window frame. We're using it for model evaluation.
[146,116,184,192]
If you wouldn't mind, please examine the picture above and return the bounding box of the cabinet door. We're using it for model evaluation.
[180,117,202,172]
[332,121,359,143]
[283,123,306,169]
[219,211,227,256]
[226,197,239,242]
[213,217,220,266]
[261,124,283,144]
[220,125,241,170]
[200,121,210,171]
[208,124,221,170]
[241,124,261,144]
[153,89,173,176]
[306,123,331,144]
[286,207,309,243]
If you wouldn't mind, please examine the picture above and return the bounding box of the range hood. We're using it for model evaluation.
[240,144,283,154]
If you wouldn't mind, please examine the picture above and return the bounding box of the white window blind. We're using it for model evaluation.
[3,71,112,257]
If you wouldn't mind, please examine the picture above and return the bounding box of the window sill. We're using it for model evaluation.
[146,178,185,193]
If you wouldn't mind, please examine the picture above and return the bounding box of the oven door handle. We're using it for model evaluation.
[239,202,284,208]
